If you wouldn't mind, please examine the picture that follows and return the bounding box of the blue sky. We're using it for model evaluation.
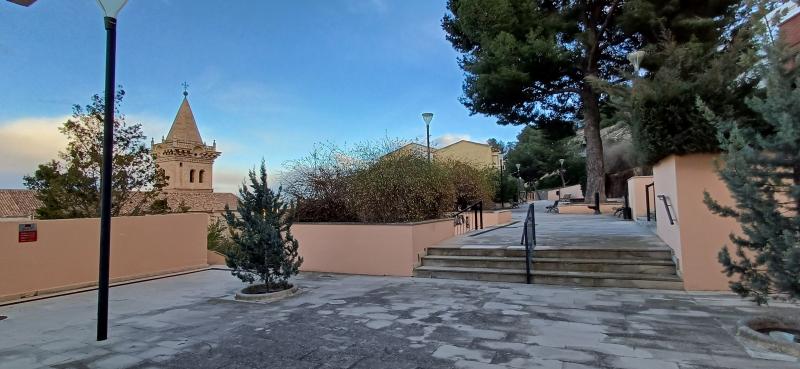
[0,0,521,192]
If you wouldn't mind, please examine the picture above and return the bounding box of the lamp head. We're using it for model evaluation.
[96,0,128,18]
[559,158,565,166]
[627,50,646,73]
[421,112,434,125]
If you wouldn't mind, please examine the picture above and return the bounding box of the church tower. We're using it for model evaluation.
[153,89,220,193]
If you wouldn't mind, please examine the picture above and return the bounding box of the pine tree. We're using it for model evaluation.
[704,47,800,305]
[224,160,302,292]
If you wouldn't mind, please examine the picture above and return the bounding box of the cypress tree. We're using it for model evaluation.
[224,160,302,292]
[705,47,800,305]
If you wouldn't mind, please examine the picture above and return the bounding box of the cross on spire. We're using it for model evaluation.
[181,81,189,97]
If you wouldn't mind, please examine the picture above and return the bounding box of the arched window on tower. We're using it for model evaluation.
[189,169,195,183]
[199,170,205,183]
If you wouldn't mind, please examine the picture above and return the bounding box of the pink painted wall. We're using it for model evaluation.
[0,214,209,302]
[207,250,226,265]
[653,156,682,264]
[557,203,619,215]
[626,176,654,219]
[653,154,742,291]
[481,210,512,227]
[293,219,454,277]
[546,184,583,201]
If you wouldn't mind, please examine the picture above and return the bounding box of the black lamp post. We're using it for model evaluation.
[96,0,128,342]
[421,113,433,162]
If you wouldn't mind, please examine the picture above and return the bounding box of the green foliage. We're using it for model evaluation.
[604,2,767,166]
[620,35,761,165]
[207,218,234,254]
[504,126,586,190]
[705,47,800,305]
[282,141,496,223]
[23,89,168,219]
[443,0,744,200]
[494,172,519,204]
[224,161,302,290]
[351,155,455,223]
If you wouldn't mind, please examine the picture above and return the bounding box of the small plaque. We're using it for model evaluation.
[18,223,37,243]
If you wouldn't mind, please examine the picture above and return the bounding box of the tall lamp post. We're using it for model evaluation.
[96,0,128,342]
[421,113,433,162]
[515,163,523,202]
[558,158,566,198]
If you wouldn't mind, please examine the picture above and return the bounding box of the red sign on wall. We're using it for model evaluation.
[18,223,37,243]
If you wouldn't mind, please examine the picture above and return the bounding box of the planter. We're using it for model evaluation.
[738,315,800,358]
[235,284,299,302]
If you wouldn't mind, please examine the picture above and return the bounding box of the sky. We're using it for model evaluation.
[0,0,522,193]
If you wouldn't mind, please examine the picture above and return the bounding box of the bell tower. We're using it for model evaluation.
[153,86,220,193]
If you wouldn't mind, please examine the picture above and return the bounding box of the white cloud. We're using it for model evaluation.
[433,133,471,148]
[0,116,69,187]
[212,165,282,194]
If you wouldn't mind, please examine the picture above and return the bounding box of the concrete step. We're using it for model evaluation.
[532,258,677,275]
[531,270,684,290]
[421,255,526,269]
[533,246,673,260]
[413,266,684,290]
[426,247,525,258]
[414,266,527,283]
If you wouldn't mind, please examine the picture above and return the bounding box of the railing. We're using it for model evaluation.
[645,182,655,222]
[519,203,536,284]
[657,195,677,225]
[453,201,484,235]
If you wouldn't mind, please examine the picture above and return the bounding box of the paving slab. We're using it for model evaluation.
[0,270,798,369]
[438,201,670,249]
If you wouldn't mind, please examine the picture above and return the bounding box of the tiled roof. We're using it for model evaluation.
[0,189,41,218]
[0,189,238,218]
[160,192,239,213]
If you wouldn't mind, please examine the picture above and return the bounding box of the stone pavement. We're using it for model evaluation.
[1,270,798,368]
[438,201,669,249]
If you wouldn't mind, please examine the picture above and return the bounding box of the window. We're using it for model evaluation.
[199,170,205,183]
[189,169,195,183]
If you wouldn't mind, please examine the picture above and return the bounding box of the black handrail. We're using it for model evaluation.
[519,203,536,284]
[645,182,655,222]
[453,201,483,234]
[657,195,676,225]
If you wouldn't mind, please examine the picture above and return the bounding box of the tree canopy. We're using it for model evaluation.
[442,0,742,200]
[23,89,168,219]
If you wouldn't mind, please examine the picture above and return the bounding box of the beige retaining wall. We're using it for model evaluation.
[626,176,654,220]
[293,219,455,277]
[207,210,513,278]
[546,184,583,201]
[653,154,741,291]
[557,203,619,215]
[0,213,209,302]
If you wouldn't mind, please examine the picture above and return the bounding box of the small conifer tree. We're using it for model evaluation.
[224,160,302,292]
[704,48,800,305]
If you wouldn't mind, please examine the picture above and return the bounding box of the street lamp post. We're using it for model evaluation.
[515,163,523,202]
[558,158,566,198]
[96,0,128,342]
[421,113,433,162]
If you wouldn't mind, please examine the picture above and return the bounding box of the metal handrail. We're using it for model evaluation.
[657,195,676,225]
[519,203,536,284]
[453,201,484,235]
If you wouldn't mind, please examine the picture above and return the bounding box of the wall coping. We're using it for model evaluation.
[627,175,654,180]
[296,218,454,227]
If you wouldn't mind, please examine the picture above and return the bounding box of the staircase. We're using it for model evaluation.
[413,245,683,290]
